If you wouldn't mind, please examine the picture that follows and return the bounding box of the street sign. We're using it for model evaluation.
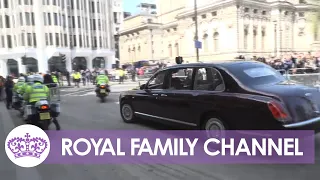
[195,40,202,49]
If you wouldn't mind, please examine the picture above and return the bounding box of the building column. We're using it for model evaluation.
[66,54,72,72]
[17,58,26,74]
[0,59,8,76]
[86,57,93,69]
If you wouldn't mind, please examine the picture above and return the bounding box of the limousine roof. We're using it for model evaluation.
[163,60,260,70]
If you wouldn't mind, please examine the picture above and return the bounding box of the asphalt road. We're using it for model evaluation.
[4,84,320,180]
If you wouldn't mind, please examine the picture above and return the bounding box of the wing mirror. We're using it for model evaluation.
[140,84,146,90]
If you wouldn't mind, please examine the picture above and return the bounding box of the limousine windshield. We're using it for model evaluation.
[225,62,286,86]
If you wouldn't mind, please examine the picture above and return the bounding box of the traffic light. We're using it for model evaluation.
[175,56,183,64]
[21,55,27,65]
[60,53,66,62]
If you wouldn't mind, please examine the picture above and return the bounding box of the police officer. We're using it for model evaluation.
[51,72,59,84]
[20,75,34,96]
[13,77,26,94]
[95,71,110,96]
[24,74,50,104]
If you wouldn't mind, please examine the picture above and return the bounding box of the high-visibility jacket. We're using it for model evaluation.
[13,82,25,93]
[96,75,109,85]
[52,75,58,83]
[73,73,81,79]
[20,82,33,95]
[119,70,125,77]
[24,82,49,103]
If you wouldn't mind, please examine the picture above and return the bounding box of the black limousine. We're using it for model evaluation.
[119,60,320,131]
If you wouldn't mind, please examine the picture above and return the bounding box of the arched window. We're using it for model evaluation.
[253,29,257,50]
[203,34,208,52]
[213,32,219,51]
[261,31,265,50]
[244,29,248,49]
[175,43,179,56]
[168,44,172,57]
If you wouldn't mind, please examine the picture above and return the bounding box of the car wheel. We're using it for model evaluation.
[120,102,137,123]
[202,117,227,138]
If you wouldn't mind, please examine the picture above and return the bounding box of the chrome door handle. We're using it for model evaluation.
[160,94,167,97]
[152,94,158,96]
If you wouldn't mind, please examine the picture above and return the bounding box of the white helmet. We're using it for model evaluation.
[99,70,105,75]
[27,75,34,82]
[18,77,25,82]
[33,74,44,83]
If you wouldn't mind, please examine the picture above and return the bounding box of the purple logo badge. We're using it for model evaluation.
[7,132,48,159]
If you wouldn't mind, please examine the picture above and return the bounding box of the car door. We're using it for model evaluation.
[156,67,198,127]
[132,70,167,118]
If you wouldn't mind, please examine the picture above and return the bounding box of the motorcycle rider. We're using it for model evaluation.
[23,74,50,124]
[12,77,26,108]
[20,75,34,96]
[95,70,110,96]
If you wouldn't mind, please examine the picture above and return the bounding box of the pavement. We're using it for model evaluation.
[1,86,320,180]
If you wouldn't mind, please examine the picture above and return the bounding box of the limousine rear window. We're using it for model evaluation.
[244,67,276,78]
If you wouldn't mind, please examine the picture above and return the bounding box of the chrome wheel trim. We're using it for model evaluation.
[205,118,225,138]
[122,104,133,121]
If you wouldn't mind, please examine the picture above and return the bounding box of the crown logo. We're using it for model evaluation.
[7,133,48,159]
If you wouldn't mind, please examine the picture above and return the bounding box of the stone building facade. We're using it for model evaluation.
[119,0,320,65]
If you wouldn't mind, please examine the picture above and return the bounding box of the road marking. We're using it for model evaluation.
[61,89,93,96]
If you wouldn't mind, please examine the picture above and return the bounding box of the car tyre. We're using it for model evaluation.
[202,117,227,139]
[120,102,137,123]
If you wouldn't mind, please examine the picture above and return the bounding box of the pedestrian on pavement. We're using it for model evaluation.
[85,69,91,85]
[131,68,136,82]
[4,75,14,109]
[0,75,5,101]
[73,71,81,88]
[119,68,125,84]
[81,70,86,86]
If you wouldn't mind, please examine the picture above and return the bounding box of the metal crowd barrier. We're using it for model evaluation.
[278,67,320,87]
[44,83,61,102]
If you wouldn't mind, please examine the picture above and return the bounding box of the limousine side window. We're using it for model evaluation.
[167,68,193,90]
[194,68,225,91]
[147,71,166,89]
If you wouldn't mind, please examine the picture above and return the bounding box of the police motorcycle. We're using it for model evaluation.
[97,83,110,102]
[24,75,61,130]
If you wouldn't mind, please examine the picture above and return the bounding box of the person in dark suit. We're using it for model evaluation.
[5,76,14,109]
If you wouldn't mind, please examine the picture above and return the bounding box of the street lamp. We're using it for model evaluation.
[194,0,199,62]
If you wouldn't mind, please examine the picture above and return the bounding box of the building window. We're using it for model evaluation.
[53,0,57,5]
[62,15,66,27]
[73,35,77,47]
[7,35,12,48]
[203,34,208,52]
[55,33,59,46]
[192,17,195,21]
[262,11,266,15]
[93,37,97,48]
[72,16,75,28]
[48,13,52,25]
[54,13,58,25]
[0,16,2,28]
[253,29,257,50]
[175,43,179,56]
[49,33,53,45]
[99,36,102,47]
[27,33,32,46]
[45,33,49,45]
[299,12,304,17]
[33,33,36,47]
[97,2,100,13]
[212,11,217,16]
[168,44,172,57]
[21,33,25,46]
[244,8,249,13]
[31,12,35,25]
[60,33,63,46]
[25,12,31,25]
[77,16,81,28]
[202,14,206,19]
[5,15,10,28]
[43,12,47,25]
[4,0,9,8]
[213,32,219,51]
[91,2,95,13]
[64,34,68,47]
[1,36,5,48]
[20,13,24,25]
[244,29,248,49]
[262,31,265,50]
[79,35,82,47]
[253,9,258,14]
[284,11,289,16]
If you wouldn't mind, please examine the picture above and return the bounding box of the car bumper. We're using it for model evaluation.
[283,116,320,131]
